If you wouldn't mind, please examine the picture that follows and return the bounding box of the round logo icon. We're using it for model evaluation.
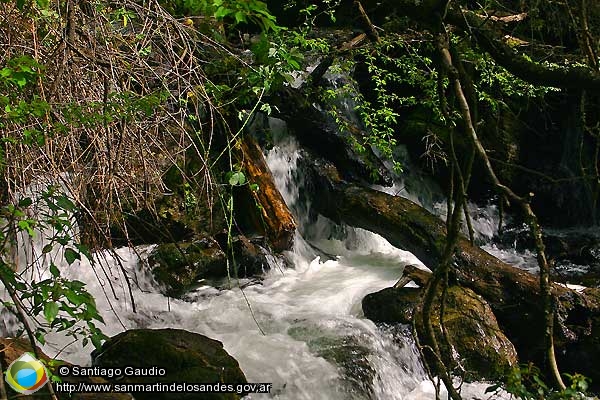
[4,353,49,394]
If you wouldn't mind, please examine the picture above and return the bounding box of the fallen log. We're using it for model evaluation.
[237,136,296,252]
[308,157,600,387]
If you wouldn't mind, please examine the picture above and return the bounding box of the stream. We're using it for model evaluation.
[1,135,518,399]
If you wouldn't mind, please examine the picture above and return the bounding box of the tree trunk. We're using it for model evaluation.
[237,136,296,252]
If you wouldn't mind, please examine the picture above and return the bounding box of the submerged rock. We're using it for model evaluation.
[287,324,375,398]
[92,329,247,400]
[312,335,375,398]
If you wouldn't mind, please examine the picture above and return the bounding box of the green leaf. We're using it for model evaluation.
[49,263,60,277]
[18,220,35,237]
[42,244,53,254]
[234,11,246,24]
[35,330,46,344]
[75,243,92,260]
[214,6,232,19]
[14,73,27,88]
[228,171,246,186]
[44,302,59,323]
[65,291,85,306]
[18,197,33,207]
[56,195,76,211]
[64,248,81,265]
[91,333,104,349]
[533,375,548,390]
[68,280,86,290]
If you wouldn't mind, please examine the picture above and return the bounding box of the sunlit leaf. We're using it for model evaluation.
[44,302,59,323]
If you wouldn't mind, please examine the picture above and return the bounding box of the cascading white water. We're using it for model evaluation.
[1,133,513,399]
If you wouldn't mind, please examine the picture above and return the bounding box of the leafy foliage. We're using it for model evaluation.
[486,364,595,400]
[165,0,279,32]
[0,186,107,349]
[456,37,560,113]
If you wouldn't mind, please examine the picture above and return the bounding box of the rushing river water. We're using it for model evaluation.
[0,135,516,399]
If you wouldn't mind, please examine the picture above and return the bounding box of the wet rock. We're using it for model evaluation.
[92,329,247,400]
[363,287,421,325]
[227,235,270,277]
[433,286,518,381]
[362,284,518,381]
[148,238,227,296]
[0,337,131,400]
[310,157,600,384]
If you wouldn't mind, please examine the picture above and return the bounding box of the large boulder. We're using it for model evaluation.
[92,329,247,400]
[363,283,519,381]
[434,286,519,381]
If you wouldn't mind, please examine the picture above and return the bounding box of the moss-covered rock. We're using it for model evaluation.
[92,329,247,400]
[148,238,227,296]
[362,284,518,381]
[435,286,518,381]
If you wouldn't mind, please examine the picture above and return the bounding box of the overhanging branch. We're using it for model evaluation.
[445,6,600,91]
[356,0,600,90]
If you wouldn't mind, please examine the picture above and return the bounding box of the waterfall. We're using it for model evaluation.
[1,134,514,399]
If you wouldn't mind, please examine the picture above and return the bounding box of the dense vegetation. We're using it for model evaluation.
[1,0,599,399]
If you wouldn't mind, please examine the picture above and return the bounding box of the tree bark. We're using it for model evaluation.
[238,136,296,252]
